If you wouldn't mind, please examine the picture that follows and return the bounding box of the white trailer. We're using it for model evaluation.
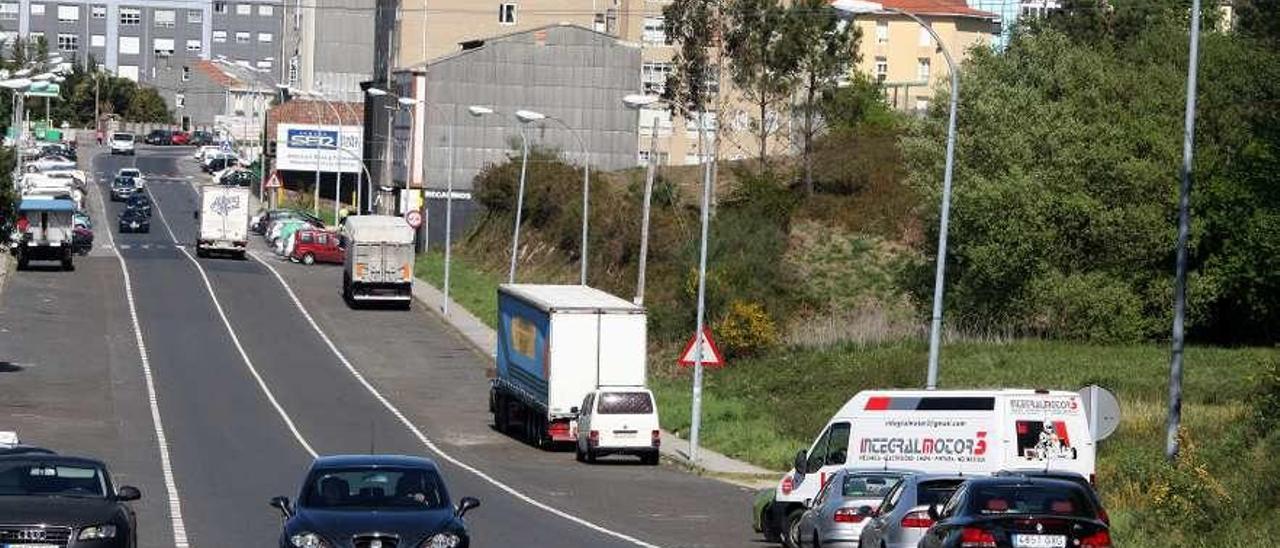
[341,215,415,308]
[195,185,250,258]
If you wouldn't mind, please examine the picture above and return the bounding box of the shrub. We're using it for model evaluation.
[714,300,778,358]
[1142,430,1232,538]
[1021,271,1154,342]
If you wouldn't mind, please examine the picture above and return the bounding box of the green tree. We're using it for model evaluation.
[724,0,794,170]
[782,0,859,193]
[662,0,723,116]
[124,86,171,123]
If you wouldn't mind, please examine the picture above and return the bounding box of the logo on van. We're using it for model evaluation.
[210,194,241,216]
[1011,399,1079,415]
[859,431,989,461]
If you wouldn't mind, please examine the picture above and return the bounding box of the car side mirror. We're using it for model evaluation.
[456,496,480,518]
[115,486,141,501]
[269,496,293,518]
[927,503,941,521]
[570,406,580,414]
[793,450,808,474]
[803,498,814,509]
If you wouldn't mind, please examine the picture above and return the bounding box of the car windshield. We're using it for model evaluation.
[970,484,1095,517]
[0,460,108,497]
[842,474,903,498]
[112,134,133,142]
[597,392,654,414]
[300,467,449,511]
[121,169,140,177]
[113,177,135,187]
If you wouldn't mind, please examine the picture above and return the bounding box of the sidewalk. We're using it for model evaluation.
[410,277,781,486]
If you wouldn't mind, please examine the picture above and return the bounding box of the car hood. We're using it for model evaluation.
[0,496,121,526]
[291,507,455,543]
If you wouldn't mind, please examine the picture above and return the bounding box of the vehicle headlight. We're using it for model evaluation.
[78,524,117,539]
[289,532,330,548]
[423,532,461,548]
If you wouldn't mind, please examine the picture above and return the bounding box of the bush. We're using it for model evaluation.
[1142,430,1233,539]
[714,300,778,358]
[1021,271,1153,342]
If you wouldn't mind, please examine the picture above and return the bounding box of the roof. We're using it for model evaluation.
[311,455,440,470]
[265,98,363,140]
[833,0,997,19]
[0,453,107,468]
[401,23,634,71]
[499,284,642,313]
[192,60,278,92]
[18,198,76,211]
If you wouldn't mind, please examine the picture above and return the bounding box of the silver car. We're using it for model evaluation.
[795,469,908,547]
[857,473,968,548]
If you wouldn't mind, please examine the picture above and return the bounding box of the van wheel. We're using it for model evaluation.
[586,449,597,463]
[642,452,659,465]
[782,508,805,548]
[302,253,315,265]
[575,444,586,463]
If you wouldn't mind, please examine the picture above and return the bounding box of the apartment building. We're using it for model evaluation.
[0,0,281,85]
[282,0,375,101]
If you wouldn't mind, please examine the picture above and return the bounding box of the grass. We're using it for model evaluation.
[415,250,501,329]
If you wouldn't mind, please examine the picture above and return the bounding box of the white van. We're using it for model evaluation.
[574,388,661,465]
[110,132,135,155]
[763,389,1095,545]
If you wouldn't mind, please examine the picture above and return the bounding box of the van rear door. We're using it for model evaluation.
[1001,394,1095,479]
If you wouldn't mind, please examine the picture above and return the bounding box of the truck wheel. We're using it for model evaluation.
[302,253,315,265]
[196,247,206,258]
[493,394,508,432]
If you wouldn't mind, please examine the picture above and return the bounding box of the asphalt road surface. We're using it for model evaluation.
[0,144,759,548]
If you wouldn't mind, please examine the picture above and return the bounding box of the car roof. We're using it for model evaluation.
[962,476,1087,491]
[310,454,440,471]
[0,445,57,456]
[0,453,107,468]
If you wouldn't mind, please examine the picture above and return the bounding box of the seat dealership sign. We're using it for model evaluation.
[275,123,363,173]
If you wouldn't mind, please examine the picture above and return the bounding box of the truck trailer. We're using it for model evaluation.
[340,215,415,308]
[195,185,250,258]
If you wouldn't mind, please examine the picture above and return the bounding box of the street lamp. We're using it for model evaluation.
[469,105,537,283]
[622,93,662,306]
[835,0,960,390]
[289,87,325,218]
[515,108,591,286]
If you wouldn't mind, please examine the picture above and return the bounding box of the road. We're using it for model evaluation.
[0,144,760,547]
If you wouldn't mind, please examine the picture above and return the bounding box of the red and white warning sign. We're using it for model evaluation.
[677,327,725,368]
[404,209,423,229]
[265,170,283,188]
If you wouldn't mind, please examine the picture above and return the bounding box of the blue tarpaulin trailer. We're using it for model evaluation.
[15,198,76,270]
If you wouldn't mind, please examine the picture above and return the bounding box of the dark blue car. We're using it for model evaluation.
[271,455,479,548]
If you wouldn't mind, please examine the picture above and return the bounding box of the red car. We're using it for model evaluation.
[170,131,191,145]
[290,229,344,265]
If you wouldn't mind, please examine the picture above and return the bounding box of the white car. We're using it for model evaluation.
[117,168,146,189]
[110,132,135,155]
[574,388,661,465]
[195,145,220,161]
[25,157,76,173]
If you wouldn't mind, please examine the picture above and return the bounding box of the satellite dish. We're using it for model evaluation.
[1077,385,1121,442]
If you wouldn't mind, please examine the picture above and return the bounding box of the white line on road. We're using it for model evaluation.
[250,254,663,548]
[93,167,191,548]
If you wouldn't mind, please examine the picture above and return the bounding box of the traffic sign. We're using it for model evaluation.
[678,327,725,368]
[404,209,423,229]
[264,170,282,189]
[1077,384,1122,442]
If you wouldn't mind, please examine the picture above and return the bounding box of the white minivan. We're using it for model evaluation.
[574,388,661,465]
[762,389,1096,546]
[110,132,135,155]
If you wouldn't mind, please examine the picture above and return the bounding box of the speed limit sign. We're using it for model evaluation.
[404,209,423,229]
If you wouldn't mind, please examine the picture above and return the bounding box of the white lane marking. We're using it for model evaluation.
[93,162,191,548]
[150,187,320,459]
[250,254,662,548]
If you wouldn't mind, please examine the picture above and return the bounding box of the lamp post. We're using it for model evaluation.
[622,94,664,306]
[836,0,959,389]
[468,105,537,283]
[303,88,352,224]
[530,112,591,286]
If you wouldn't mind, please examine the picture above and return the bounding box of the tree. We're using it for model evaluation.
[662,0,723,120]
[782,0,859,193]
[724,0,794,170]
[125,87,171,123]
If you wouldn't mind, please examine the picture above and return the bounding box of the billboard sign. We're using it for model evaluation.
[275,123,363,173]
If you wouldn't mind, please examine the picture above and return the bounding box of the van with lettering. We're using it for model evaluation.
[759,389,1095,547]
[195,185,250,259]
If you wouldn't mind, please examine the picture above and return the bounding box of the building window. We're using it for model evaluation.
[235,31,249,44]
[119,35,139,54]
[498,3,516,24]
[181,65,190,81]
[641,61,672,95]
[685,111,717,134]
[153,38,174,57]
[917,57,930,80]
[642,16,667,44]
[187,9,201,23]
[175,93,185,109]
[919,24,932,46]
[287,56,299,84]
[874,56,888,81]
[56,33,77,51]
[0,3,17,20]
[213,1,226,14]
[30,3,45,16]
[90,34,104,47]
[154,9,174,27]
[257,4,272,16]
[257,32,271,42]
[57,5,78,22]
[235,3,250,15]
[213,30,226,42]
[185,39,201,52]
[915,98,929,111]
[117,64,138,81]
[876,20,888,44]
[91,4,104,17]
[119,7,139,25]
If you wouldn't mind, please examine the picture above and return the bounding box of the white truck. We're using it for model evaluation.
[13,197,76,270]
[489,284,650,448]
[195,185,250,258]
[340,215,415,308]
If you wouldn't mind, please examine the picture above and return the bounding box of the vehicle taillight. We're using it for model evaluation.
[833,508,864,523]
[355,263,366,277]
[651,430,661,448]
[588,430,599,447]
[900,510,933,528]
[1079,531,1112,548]
[959,527,997,548]
[401,265,411,281]
[781,475,794,495]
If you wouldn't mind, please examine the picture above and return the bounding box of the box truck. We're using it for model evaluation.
[13,198,76,270]
[340,215,415,308]
[195,185,249,258]
[490,284,648,447]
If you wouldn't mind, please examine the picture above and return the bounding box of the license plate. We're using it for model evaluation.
[1013,535,1066,548]
[613,430,637,438]
[131,223,139,228]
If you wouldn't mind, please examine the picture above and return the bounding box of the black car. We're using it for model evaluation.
[125,194,152,217]
[993,469,1109,524]
[218,169,255,187]
[189,130,214,146]
[202,156,239,173]
[118,209,150,233]
[110,177,137,202]
[272,455,479,548]
[0,454,141,548]
[0,445,56,456]
[144,129,172,145]
[919,477,1112,548]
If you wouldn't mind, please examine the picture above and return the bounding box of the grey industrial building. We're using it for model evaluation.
[365,24,641,247]
[281,0,374,102]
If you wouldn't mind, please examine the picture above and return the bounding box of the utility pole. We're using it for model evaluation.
[688,114,713,464]
[634,129,658,305]
[1166,0,1202,463]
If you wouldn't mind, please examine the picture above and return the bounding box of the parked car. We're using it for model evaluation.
[918,477,1112,548]
[170,131,191,145]
[574,388,661,465]
[74,212,92,229]
[110,176,138,202]
[858,474,968,548]
[109,132,135,155]
[795,469,908,548]
[125,194,152,217]
[144,129,172,145]
[194,145,220,161]
[256,209,324,235]
[72,226,94,255]
[290,229,344,265]
[217,168,255,187]
[0,453,142,548]
[202,154,239,173]
[189,130,214,146]
[118,208,150,233]
[270,455,479,548]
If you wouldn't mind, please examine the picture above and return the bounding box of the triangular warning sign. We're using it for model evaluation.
[265,170,282,188]
[678,327,725,368]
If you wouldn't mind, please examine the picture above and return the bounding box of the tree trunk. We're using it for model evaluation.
[758,93,769,174]
[803,74,817,196]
